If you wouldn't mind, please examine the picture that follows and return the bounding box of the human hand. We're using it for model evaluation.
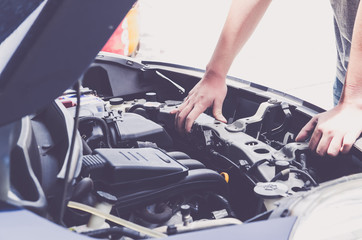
[295,103,362,156]
[170,72,227,133]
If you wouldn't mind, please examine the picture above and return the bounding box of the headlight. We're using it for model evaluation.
[288,174,362,240]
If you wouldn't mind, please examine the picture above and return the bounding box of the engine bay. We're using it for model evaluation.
[8,54,362,239]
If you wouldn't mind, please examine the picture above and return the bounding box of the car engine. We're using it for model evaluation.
[8,55,362,239]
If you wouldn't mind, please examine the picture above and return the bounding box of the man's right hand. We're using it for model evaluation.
[170,0,272,133]
[170,71,227,133]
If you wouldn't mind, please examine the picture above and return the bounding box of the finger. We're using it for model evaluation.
[173,100,189,128]
[170,108,178,114]
[183,94,191,102]
[170,100,186,115]
[315,133,333,156]
[189,88,196,96]
[176,102,194,133]
[174,109,180,129]
[189,83,200,96]
[185,104,207,133]
[213,98,227,123]
[295,116,318,142]
[327,134,343,157]
[170,97,190,117]
[341,131,360,154]
[173,108,180,129]
[170,104,184,115]
[170,98,188,115]
[170,98,187,114]
[309,126,323,152]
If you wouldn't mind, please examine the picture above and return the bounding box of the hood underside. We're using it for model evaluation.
[0,0,135,127]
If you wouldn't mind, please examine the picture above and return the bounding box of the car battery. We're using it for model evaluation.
[59,93,105,118]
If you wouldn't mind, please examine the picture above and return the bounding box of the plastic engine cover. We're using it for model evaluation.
[81,148,188,192]
[109,112,172,148]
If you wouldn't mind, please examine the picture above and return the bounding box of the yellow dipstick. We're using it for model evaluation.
[67,201,167,239]
[220,172,229,183]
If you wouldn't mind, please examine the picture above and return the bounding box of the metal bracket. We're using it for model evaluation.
[225,99,281,133]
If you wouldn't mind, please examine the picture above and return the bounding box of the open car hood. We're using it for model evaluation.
[0,0,135,127]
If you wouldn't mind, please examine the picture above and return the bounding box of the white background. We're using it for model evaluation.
[136,0,336,109]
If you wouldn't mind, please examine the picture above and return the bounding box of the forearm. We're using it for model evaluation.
[206,0,272,79]
[172,0,271,132]
[340,1,362,106]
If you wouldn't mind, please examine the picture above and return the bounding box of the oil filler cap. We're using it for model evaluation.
[109,97,124,105]
[254,182,288,198]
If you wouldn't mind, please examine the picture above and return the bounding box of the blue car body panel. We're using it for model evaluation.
[0,200,296,240]
[0,202,90,240]
[165,217,296,240]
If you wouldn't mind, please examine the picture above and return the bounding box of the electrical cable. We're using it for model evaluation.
[291,160,303,169]
[210,150,240,170]
[57,80,81,225]
[290,168,318,187]
[206,193,237,218]
[247,159,271,172]
[270,169,288,182]
[210,149,257,186]
[243,172,257,186]
[270,169,318,187]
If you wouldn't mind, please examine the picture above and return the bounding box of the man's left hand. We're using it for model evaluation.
[296,103,362,156]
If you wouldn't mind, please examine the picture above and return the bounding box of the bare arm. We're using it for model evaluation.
[207,0,272,79]
[172,0,272,132]
[296,1,362,156]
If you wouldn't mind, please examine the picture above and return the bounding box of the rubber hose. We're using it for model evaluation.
[128,104,146,113]
[78,116,112,148]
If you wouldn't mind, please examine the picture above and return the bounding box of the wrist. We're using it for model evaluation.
[339,79,362,109]
[204,64,227,83]
[338,96,362,110]
[339,99,362,110]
